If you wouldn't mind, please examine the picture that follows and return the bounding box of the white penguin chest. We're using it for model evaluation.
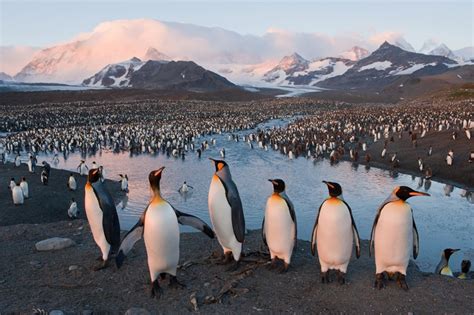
[84,184,106,242]
[264,195,295,254]
[144,201,180,267]
[374,201,413,271]
[208,175,236,244]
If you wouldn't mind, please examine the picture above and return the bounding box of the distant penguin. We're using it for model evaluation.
[91,161,98,170]
[458,260,471,280]
[208,158,245,269]
[15,155,21,167]
[68,198,79,219]
[115,167,214,298]
[78,160,89,176]
[178,181,193,194]
[9,178,15,190]
[12,183,24,205]
[84,168,121,270]
[41,170,48,185]
[20,177,29,198]
[220,148,226,158]
[119,174,128,192]
[262,179,296,272]
[67,174,77,191]
[435,248,460,277]
[27,156,34,173]
[370,186,429,290]
[311,181,360,284]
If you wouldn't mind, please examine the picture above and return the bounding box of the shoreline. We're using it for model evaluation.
[0,220,472,313]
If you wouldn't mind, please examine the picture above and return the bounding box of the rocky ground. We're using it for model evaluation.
[0,221,473,314]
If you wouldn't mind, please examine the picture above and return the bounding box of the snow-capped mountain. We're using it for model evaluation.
[428,43,457,60]
[142,47,170,62]
[338,46,370,61]
[391,38,416,53]
[0,72,13,81]
[82,57,148,87]
[263,53,309,83]
[453,47,474,61]
[83,59,235,91]
[419,39,440,54]
[317,41,458,90]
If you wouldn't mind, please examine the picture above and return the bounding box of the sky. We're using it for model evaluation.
[0,0,473,50]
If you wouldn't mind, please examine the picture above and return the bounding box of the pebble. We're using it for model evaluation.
[68,265,79,271]
[49,310,64,315]
[35,237,75,251]
[124,308,151,315]
[30,260,42,269]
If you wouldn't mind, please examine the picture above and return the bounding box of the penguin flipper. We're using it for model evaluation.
[92,182,121,252]
[412,210,419,259]
[310,202,323,256]
[173,207,215,239]
[342,200,360,258]
[218,176,245,243]
[369,201,390,257]
[261,217,267,247]
[282,193,297,248]
[116,214,145,268]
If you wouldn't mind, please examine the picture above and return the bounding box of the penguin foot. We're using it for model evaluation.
[150,280,163,299]
[336,270,346,285]
[396,272,409,291]
[169,276,186,289]
[95,255,103,261]
[93,259,109,271]
[374,273,385,290]
[320,271,330,284]
[219,252,234,265]
[277,262,289,274]
[226,260,240,272]
[267,258,278,270]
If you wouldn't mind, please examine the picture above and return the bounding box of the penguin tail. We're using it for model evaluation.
[203,225,215,239]
[115,250,126,269]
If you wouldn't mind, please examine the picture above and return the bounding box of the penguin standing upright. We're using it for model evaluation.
[20,177,29,198]
[68,198,79,219]
[119,174,128,192]
[458,260,471,280]
[435,248,460,277]
[311,181,360,284]
[78,160,89,176]
[262,179,296,272]
[208,158,245,269]
[115,167,214,298]
[67,174,77,191]
[370,186,429,290]
[84,168,120,270]
[41,161,51,185]
[12,182,24,205]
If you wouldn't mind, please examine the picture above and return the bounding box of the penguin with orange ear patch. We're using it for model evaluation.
[311,181,360,284]
[370,186,429,290]
[115,167,214,299]
[84,168,120,270]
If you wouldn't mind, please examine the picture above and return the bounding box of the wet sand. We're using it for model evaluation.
[1,164,473,313]
[351,130,473,188]
[0,163,123,226]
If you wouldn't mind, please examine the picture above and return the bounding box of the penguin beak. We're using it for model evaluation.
[453,249,461,252]
[322,181,334,189]
[209,157,216,163]
[268,179,276,185]
[409,191,430,197]
[154,167,165,176]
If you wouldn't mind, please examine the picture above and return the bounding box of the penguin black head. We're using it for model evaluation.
[149,167,165,191]
[461,260,471,273]
[88,168,101,183]
[443,248,460,261]
[269,179,285,193]
[323,181,342,197]
[395,186,430,201]
[209,158,228,172]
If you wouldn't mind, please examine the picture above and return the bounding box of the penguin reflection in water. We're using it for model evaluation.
[370,186,429,290]
[84,168,121,270]
[262,179,297,273]
[311,181,360,284]
[208,158,245,270]
[115,167,214,299]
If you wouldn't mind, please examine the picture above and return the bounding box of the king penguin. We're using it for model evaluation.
[311,181,360,284]
[435,248,460,277]
[67,173,77,191]
[208,158,245,269]
[12,182,24,205]
[262,179,296,272]
[84,168,120,270]
[115,167,214,298]
[370,186,429,290]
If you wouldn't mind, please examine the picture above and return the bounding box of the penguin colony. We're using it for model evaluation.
[76,158,468,300]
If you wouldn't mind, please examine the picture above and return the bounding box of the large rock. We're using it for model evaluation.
[124,308,151,315]
[35,237,75,251]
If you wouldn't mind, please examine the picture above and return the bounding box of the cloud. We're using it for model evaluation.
[0,46,41,75]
